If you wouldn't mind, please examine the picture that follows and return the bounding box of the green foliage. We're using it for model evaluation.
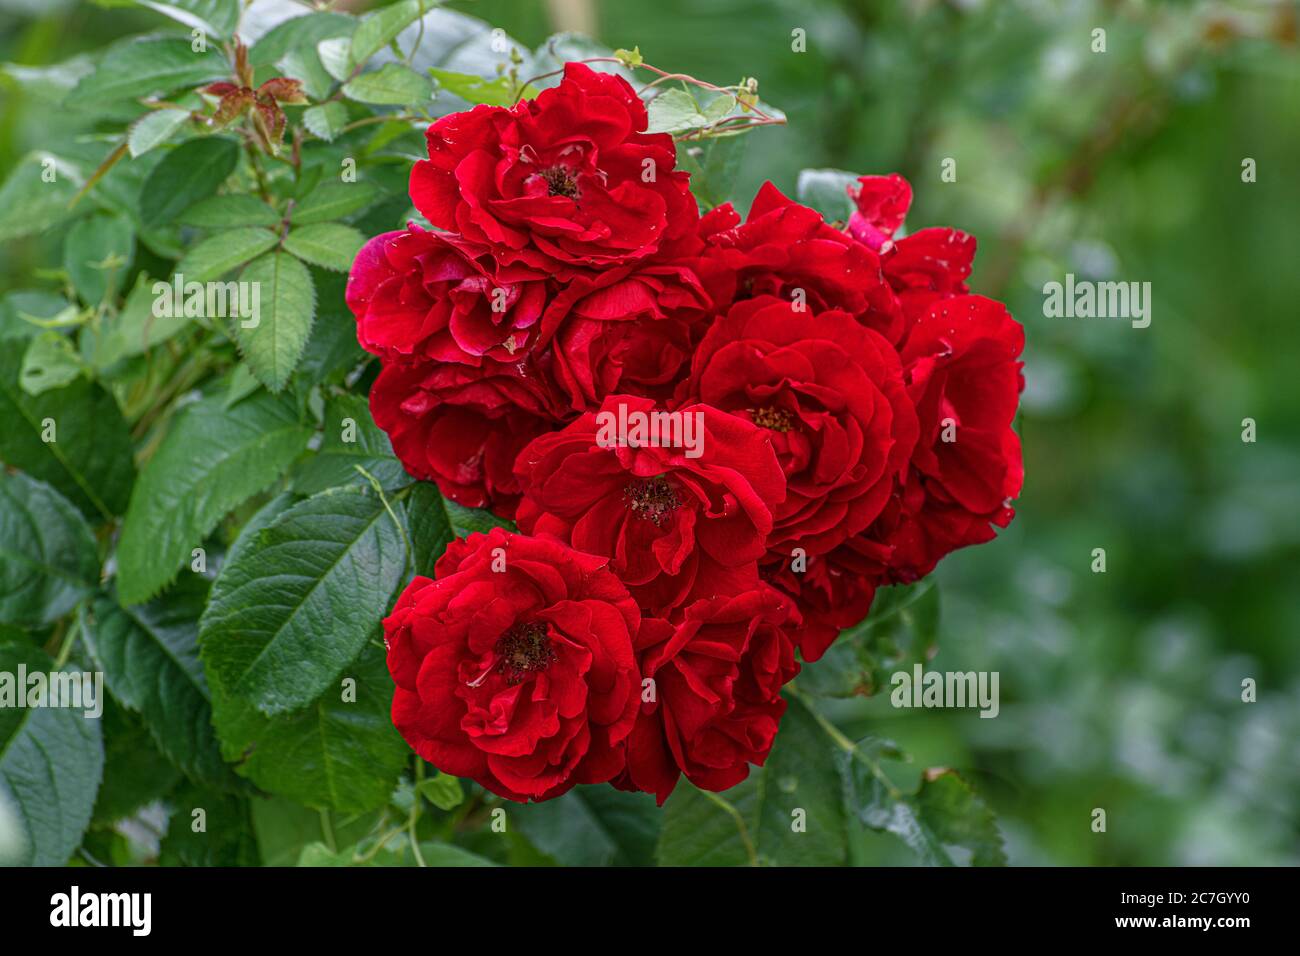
[233,251,316,389]
[0,473,98,628]
[0,350,135,520]
[198,485,408,716]
[81,579,228,787]
[116,390,311,603]
[0,641,104,866]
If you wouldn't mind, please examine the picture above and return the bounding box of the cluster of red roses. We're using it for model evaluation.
[347,64,1024,804]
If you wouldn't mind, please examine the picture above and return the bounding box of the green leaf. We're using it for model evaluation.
[158,783,258,865]
[292,393,410,496]
[0,55,96,105]
[20,332,84,396]
[115,390,312,604]
[62,213,135,305]
[0,152,82,243]
[127,107,192,159]
[316,37,352,83]
[0,351,136,520]
[841,748,1006,866]
[81,580,228,787]
[349,0,424,68]
[0,473,98,628]
[1,291,73,342]
[276,47,334,103]
[175,227,279,283]
[177,194,281,229]
[249,12,355,68]
[513,786,660,866]
[283,223,365,273]
[133,0,240,39]
[209,640,408,812]
[294,305,366,387]
[751,695,848,864]
[404,481,512,578]
[199,485,407,716]
[292,181,379,225]
[88,273,190,369]
[655,695,847,866]
[646,88,709,135]
[234,251,316,391]
[677,135,747,212]
[139,137,240,228]
[66,36,228,107]
[796,168,859,223]
[343,62,433,106]
[417,772,463,811]
[251,795,382,866]
[799,581,939,699]
[657,777,758,866]
[92,701,182,825]
[0,641,104,866]
[427,67,527,107]
[302,102,349,142]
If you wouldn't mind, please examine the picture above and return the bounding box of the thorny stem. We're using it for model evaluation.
[244,138,274,203]
[515,54,785,136]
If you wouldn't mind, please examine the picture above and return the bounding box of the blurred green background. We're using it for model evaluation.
[2,0,1297,866]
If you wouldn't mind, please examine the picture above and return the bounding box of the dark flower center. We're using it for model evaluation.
[623,476,681,526]
[750,406,795,432]
[541,165,579,199]
[494,621,556,685]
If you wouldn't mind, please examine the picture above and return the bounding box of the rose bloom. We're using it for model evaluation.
[410,62,698,273]
[383,527,641,802]
[849,173,977,333]
[696,181,904,343]
[348,226,716,515]
[367,358,563,517]
[539,257,713,412]
[617,587,800,803]
[681,294,918,560]
[762,538,883,662]
[347,225,550,366]
[865,293,1025,583]
[513,394,786,615]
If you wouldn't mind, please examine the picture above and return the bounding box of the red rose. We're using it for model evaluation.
[681,295,918,559]
[410,62,697,273]
[697,181,903,343]
[384,527,641,802]
[868,294,1024,582]
[513,394,786,615]
[848,173,911,250]
[347,225,549,365]
[762,538,883,662]
[617,587,800,802]
[848,173,976,333]
[539,256,713,412]
[368,360,561,516]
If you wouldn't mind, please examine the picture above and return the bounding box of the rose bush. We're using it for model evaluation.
[355,61,1024,804]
